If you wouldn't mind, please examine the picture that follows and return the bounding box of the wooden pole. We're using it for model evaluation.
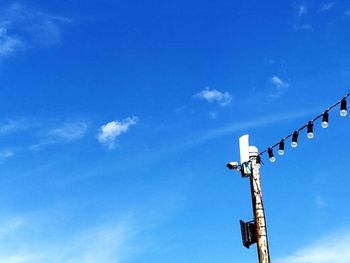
[249,152,270,263]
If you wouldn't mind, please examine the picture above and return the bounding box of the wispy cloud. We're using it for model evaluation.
[0,119,33,134]
[294,5,313,31]
[269,76,288,98]
[194,88,232,107]
[0,118,88,153]
[98,116,139,149]
[53,222,134,263]
[209,112,218,119]
[320,2,335,11]
[0,214,138,263]
[49,122,88,140]
[0,3,70,57]
[271,76,288,88]
[295,24,313,31]
[314,195,328,209]
[0,201,189,263]
[138,108,321,162]
[297,5,308,16]
[196,109,318,146]
[276,229,350,263]
[0,216,26,236]
[29,121,89,150]
[0,149,15,161]
[0,27,22,56]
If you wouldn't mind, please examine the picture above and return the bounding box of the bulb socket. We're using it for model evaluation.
[307,121,314,139]
[278,140,285,155]
[268,147,275,162]
[291,131,299,148]
[340,98,347,117]
[322,111,329,128]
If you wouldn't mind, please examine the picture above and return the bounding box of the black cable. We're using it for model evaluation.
[259,93,350,156]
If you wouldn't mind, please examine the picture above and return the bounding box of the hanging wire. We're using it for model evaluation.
[259,93,350,157]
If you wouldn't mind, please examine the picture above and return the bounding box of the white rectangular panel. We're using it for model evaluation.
[239,134,250,164]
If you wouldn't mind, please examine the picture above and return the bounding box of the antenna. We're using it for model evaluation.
[239,134,250,164]
[226,134,253,176]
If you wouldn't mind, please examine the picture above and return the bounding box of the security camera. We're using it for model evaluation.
[226,161,239,170]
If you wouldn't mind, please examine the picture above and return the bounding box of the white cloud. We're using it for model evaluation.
[298,5,308,16]
[50,122,88,140]
[87,225,134,261]
[152,108,320,156]
[194,88,232,106]
[29,121,89,150]
[0,214,137,263]
[0,119,32,134]
[0,27,22,56]
[269,76,289,98]
[314,195,328,209]
[320,2,335,11]
[0,149,15,160]
[0,3,70,57]
[209,112,217,119]
[0,119,88,152]
[271,76,288,88]
[0,255,33,263]
[293,5,313,31]
[276,229,350,263]
[0,217,26,236]
[52,223,133,263]
[295,24,313,31]
[98,116,139,149]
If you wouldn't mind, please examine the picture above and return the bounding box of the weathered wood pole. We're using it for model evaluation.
[249,148,271,263]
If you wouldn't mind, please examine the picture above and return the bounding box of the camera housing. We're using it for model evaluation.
[226,161,239,170]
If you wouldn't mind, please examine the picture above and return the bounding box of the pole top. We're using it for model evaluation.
[249,146,259,157]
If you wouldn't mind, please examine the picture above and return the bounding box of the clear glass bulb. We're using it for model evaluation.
[340,110,347,117]
[278,149,284,155]
[291,141,298,148]
[270,156,276,162]
[307,132,314,139]
[321,121,328,128]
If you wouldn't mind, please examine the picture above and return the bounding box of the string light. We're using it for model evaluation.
[321,111,329,128]
[340,98,347,117]
[307,121,314,139]
[256,155,261,165]
[268,147,275,162]
[258,93,350,162]
[291,131,299,148]
[278,140,285,155]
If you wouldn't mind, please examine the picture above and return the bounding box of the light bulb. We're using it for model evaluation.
[306,121,314,139]
[307,132,314,139]
[278,140,285,155]
[322,111,329,128]
[268,147,275,163]
[291,131,299,148]
[340,98,347,117]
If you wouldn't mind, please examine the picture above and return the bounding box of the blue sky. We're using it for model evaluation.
[0,1,350,262]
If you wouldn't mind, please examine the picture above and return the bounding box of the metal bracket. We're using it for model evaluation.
[240,161,252,177]
[240,220,257,248]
